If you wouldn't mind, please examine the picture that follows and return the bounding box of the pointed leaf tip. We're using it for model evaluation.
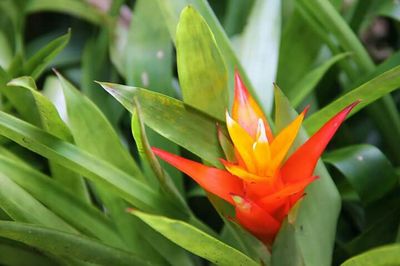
[282,101,359,182]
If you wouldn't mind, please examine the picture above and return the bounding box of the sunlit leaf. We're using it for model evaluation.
[129,209,259,266]
[0,110,177,215]
[99,82,223,166]
[7,76,89,201]
[176,6,228,120]
[342,244,400,266]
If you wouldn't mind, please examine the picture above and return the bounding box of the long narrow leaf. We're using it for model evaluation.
[305,65,400,134]
[0,221,156,266]
[23,31,70,79]
[130,210,259,266]
[0,111,178,216]
[0,154,125,249]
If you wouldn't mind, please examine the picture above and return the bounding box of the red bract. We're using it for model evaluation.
[152,71,359,247]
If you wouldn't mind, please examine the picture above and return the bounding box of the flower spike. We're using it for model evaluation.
[151,71,358,247]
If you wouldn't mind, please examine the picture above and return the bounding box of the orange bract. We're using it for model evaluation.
[152,71,359,246]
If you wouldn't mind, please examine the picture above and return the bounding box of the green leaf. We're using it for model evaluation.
[238,0,280,112]
[176,6,228,120]
[376,0,400,22]
[99,82,223,166]
[324,145,398,205]
[341,244,400,266]
[0,110,173,215]
[57,72,169,260]
[0,154,125,249]
[272,86,341,266]
[131,104,188,210]
[343,203,400,259]
[156,0,263,110]
[82,31,123,126]
[8,76,38,90]
[41,75,67,122]
[0,169,77,234]
[0,221,156,266]
[0,240,56,266]
[0,30,13,70]
[56,72,142,181]
[351,50,400,89]
[277,10,322,93]
[289,53,349,107]
[7,76,89,201]
[304,65,400,134]
[26,0,109,25]
[298,0,400,165]
[129,210,259,266]
[222,0,254,36]
[1,74,43,126]
[124,0,183,192]
[23,31,71,79]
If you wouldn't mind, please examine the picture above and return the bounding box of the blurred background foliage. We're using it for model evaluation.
[0,0,399,265]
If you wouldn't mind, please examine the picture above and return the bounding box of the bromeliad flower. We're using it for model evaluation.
[152,71,359,247]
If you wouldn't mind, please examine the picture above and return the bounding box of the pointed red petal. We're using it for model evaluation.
[257,176,318,215]
[152,147,244,204]
[232,195,280,246]
[281,101,359,182]
[232,70,273,141]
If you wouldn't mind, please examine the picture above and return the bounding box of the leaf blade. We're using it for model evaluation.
[130,210,259,266]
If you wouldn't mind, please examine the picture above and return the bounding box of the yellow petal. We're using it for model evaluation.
[221,159,265,181]
[253,119,271,176]
[226,111,257,173]
[270,110,306,171]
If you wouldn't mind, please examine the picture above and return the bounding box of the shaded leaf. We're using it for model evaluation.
[0,221,156,266]
[324,145,398,205]
[305,65,400,134]
[289,53,349,107]
[26,0,108,25]
[0,154,125,249]
[23,31,70,79]
[0,170,77,234]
